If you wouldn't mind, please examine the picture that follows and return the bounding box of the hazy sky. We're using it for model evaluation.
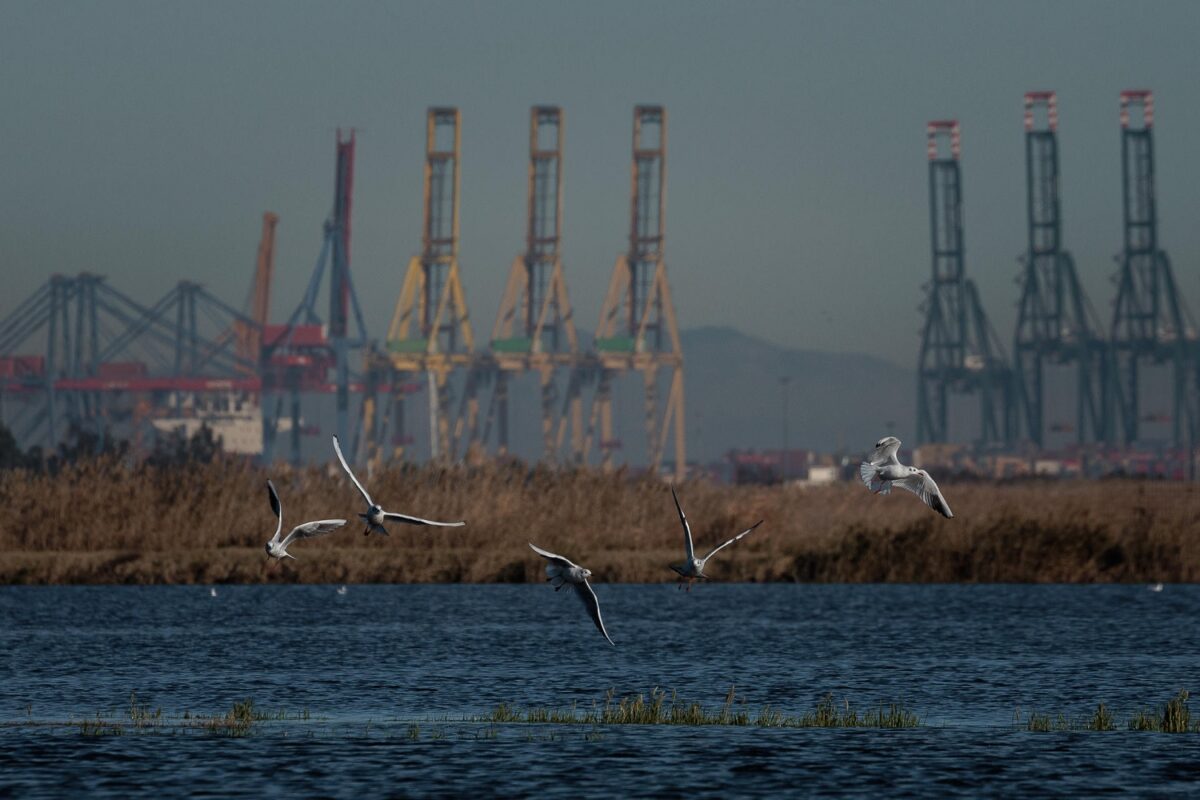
[3,1,1199,366]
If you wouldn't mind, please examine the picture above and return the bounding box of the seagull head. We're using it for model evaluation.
[582,568,593,579]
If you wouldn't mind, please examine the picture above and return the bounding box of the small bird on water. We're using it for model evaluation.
[263,479,347,561]
[332,435,466,536]
[858,436,953,518]
[668,486,763,591]
[529,543,615,645]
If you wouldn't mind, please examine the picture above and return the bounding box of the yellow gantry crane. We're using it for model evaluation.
[362,105,685,479]
[364,108,475,463]
[574,106,685,478]
[485,106,581,459]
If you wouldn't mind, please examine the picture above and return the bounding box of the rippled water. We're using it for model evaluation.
[2,584,1198,796]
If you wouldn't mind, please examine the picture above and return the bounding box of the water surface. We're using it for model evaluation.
[2,584,1198,795]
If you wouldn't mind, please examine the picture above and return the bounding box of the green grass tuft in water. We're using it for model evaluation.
[1022,691,1199,733]
[480,687,919,729]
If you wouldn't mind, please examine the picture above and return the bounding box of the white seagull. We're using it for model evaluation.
[264,480,347,560]
[331,435,465,536]
[668,486,763,591]
[529,543,615,646]
[858,436,953,518]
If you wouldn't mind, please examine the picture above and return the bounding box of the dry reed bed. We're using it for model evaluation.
[2,458,1199,583]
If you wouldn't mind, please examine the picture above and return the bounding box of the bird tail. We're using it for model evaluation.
[545,564,565,588]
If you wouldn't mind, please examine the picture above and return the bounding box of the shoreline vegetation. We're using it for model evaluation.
[2,458,1199,585]
[10,688,1200,737]
[482,687,920,729]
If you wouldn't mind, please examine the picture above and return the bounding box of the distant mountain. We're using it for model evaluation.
[680,326,913,462]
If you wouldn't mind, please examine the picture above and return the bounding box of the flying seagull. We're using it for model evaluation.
[264,479,347,560]
[331,435,465,536]
[529,543,614,646]
[669,486,763,590]
[858,436,953,518]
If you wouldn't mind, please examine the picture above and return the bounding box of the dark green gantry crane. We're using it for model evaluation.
[1108,90,1197,448]
[1013,91,1107,447]
[916,121,1015,446]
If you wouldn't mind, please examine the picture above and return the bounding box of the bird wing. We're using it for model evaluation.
[869,438,902,466]
[671,485,695,561]
[382,511,465,527]
[894,470,953,518]
[574,580,615,646]
[280,520,348,549]
[528,542,578,570]
[332,435,373,506]
[701,519,765,563]
[267,480,283,543]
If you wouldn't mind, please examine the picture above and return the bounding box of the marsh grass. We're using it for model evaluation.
[24,689,1200,738]
[1022,692,1199,733]
[45,696,312,737]
[1129,691,1195,733]
[482,688,920,729]
[3,459,1199,584]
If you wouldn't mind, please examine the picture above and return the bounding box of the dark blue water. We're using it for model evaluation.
[2,584,1199,796]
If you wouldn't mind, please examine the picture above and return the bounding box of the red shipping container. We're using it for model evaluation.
[0,356,46,378]
[97,361,148,379]
[263,324,327,349]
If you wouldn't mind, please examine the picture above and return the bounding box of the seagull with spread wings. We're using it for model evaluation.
[858,436,953,518]
[668,486,763,590]
[529,543,615,645]
[332,435,465,536]
[263,480,347,560]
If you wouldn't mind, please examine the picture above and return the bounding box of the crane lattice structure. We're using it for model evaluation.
[365,108,475,465]
[574,105,684,478]
[0,273,261,454]
[916,121,1015,446]
[1108,90,1197,447]
[1013,92,1108,446]
[262,130,370,464]
[480,106,581,460]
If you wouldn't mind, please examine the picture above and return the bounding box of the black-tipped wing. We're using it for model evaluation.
[267,480,283,542]
[894,470,953,518]
[280,520,348,549]
[528,542,578,570]
[574,581,615,646]
[671,485,695,561]
[382,511,465,527]
[701,519,764,563]
[331,435,373,507]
